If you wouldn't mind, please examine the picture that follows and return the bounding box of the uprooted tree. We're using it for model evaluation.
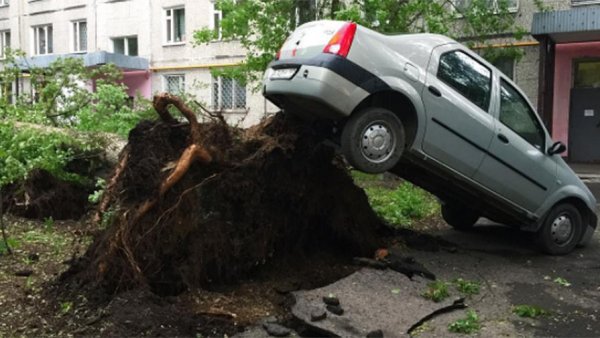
[71,93,387,294]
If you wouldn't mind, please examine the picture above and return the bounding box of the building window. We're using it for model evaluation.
[572,0,600,6]
[72,20,87,52]
[453,0,518,13]
[0,30,10,59]
[574,59,600,88]
[113,36,138,56]
[0,0,8,7]
[32,24,53,55]
[491,57,515,80]
[212,77,246,111]
[165,7,185,43]
[211,3,222,40]
[164,74,185,94]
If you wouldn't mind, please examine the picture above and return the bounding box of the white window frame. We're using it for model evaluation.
[212,76,247,112]
[72,20,87,53]
[164,6,185,45]
[0,0,8,7]
[112,36,138,56]
[32,24,53,56]
[572,0,600,6]
[211,2,223,40]
[452,0,519,14]
[0,30,10,59]
[163,74,185,94]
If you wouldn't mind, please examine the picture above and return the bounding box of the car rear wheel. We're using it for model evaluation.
[535,203,583,255]
[341,107,405,174]
[442,204,479,231]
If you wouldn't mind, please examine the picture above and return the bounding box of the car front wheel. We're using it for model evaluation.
[442,204,479,231]
[341,107,405,174]
[536,203,583,255]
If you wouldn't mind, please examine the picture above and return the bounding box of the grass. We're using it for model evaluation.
[0,237,20,255]
[453,278,480,296]
[20,228,71,255]
[351,171,439,227]
[513,305,549,318]
[448,310,480,334]
[421,281,450,302]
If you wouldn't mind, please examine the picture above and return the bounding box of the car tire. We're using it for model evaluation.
[442,204,479,231]
[341,107,405,174]
[535,203,583,255]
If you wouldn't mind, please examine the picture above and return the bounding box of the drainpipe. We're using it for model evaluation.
[537,35,555,133]
[94,0,98,51]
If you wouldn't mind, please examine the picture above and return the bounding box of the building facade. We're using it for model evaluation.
[0,0,599,161]
[0,0,275,127]
[482,0,600,163]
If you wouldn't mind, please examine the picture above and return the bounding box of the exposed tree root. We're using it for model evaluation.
[70,93,386,294]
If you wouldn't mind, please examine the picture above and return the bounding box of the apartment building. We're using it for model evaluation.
[0,0,273,127]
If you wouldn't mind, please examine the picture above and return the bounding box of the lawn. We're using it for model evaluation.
[352,170,441,228]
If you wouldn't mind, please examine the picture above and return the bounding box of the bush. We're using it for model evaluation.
[0,122,81,186]
[76,84,155,137]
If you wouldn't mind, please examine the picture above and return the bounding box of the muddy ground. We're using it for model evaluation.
[1,206,599,337]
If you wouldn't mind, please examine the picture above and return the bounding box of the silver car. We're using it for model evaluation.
[263,20,597,255]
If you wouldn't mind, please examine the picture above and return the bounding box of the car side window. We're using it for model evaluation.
[437,50,492,112]
[499,79,545,150]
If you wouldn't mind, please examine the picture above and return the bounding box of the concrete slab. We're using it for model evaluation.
[291,269,459,337]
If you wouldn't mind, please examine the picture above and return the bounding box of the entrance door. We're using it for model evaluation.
[569,59,600,163]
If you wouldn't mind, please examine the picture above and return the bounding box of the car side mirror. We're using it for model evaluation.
[548,141,566,156]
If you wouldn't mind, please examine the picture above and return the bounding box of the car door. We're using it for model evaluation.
[473,78,557,212]
[421,46,496,178]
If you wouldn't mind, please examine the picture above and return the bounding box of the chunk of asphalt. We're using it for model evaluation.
[310,308,327,322]
[262,322,291,337]
[386,253,435,280]
[292,269,457,337]
[366,329,384,338]
[326,304,344,316]
[322,296,340,306]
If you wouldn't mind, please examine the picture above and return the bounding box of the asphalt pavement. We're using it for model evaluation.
[282,211,600,337]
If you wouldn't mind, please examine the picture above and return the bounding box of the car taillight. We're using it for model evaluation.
[275,48,281,60]
[323,22,357,58]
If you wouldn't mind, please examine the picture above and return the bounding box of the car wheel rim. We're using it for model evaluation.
[360,121,396,164]
[550,213,574,246]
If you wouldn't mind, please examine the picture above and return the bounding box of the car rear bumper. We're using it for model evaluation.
[263,54,388,120]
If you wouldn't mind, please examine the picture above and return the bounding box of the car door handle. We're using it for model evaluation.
[428,86,442,97]
[497,134,509,144]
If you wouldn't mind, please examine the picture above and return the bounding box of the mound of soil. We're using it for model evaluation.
[2,169,92,220]
[69,94,386,295]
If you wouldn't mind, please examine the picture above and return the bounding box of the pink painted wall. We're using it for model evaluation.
[122,71,151,99]
[553,42,600,151]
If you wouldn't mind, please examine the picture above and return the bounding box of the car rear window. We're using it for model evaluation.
[437,51,492,112]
